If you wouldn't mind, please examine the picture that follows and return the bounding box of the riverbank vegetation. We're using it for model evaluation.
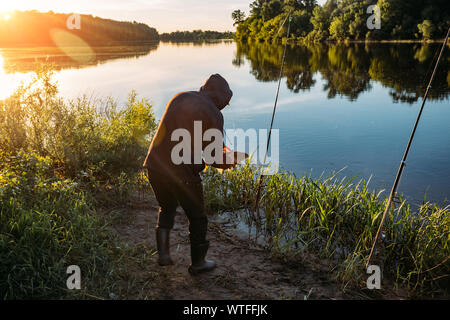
[202,163,449,297]
[160,30,234,42]
[232,0,450,42]
[0,65,157,298]
[0,11,159,46]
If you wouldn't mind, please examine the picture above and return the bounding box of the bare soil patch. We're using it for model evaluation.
[112,194,403,300]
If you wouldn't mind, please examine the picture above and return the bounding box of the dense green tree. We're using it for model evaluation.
[310,5,329,32]
[283,0,306,13]
[418,20,435,40]
[291,10,314,38]
[232,10,247,26]
[234,0,450,41]
[261,0,284,21]
[303,0,318,12]
[160,30,234,41]
[260,15,285,41]
[329,16,347,40]
[250,0,267,17]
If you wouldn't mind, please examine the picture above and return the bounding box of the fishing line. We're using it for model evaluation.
[253,12,292,215]
[421,40,443,87]
[263,14,292,167]
[366,27,450,269]
[276,11,293,37]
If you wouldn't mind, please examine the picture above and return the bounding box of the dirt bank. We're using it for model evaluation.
[111,193,404,300]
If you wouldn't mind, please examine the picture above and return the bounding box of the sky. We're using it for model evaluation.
[0,0,327,33]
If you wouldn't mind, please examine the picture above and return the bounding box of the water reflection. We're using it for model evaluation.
[161,39,234,47]
[235,41,450,103]
[0,42,159,74]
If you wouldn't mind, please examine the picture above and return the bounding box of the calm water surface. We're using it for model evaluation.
[1,40,449,205]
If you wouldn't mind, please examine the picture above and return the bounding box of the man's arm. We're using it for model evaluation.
[211,146,248,170]
[207,113,234,169]
[205,112,248,170]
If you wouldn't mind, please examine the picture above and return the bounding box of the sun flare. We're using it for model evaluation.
[2,13,11,20]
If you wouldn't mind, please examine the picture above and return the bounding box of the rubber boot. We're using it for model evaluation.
[188,241,216,275]
[156,227,174,266]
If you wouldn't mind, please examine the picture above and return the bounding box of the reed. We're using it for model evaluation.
[202,163,449,297]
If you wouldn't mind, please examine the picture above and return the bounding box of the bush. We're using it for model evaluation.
[0,64,157,194]
[418,20,435,40]
[0,65,158,298]
[306,29,328,42]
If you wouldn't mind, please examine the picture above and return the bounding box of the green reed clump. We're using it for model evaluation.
[202,164,449,296]
[202,161,258,214]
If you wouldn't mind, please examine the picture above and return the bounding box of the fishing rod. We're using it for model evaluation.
[254,12,292,218]
[366,27,450,269]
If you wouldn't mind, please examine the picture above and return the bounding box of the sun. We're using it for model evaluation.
[1,12,12,21]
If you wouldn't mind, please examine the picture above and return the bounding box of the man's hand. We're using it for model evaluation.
[224,146,248,165]
[206,149,249,170]
[233,151,249,164]
[222,150,248,169]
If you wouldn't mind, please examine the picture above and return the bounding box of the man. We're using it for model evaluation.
[143,74,246,275]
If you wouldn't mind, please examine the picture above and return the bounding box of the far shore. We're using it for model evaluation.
[1,38,449,49]
[260,38,450,45]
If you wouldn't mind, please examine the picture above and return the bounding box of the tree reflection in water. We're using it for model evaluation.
[234,41,449,103]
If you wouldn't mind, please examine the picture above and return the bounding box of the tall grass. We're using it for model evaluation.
[0,64,157,299]
[0,63,157,204]
[0,152,116,299]
[202,162,449,297]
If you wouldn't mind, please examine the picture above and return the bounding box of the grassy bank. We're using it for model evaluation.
[202,163,449,297]
[0,65,157,299]
[0,152,118,299]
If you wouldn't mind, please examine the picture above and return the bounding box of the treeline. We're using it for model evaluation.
[0,10,159,46]
[160,30,234,41]
[233,0,450,42]
[0,11,236,46]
